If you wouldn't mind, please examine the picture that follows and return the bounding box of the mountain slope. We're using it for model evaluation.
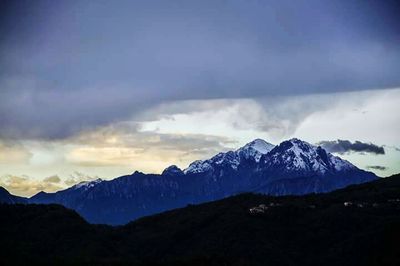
[29,138,377,224]
[0,187,27,204]
[1,174,399,265]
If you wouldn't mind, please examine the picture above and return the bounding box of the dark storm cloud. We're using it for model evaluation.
[1,0,400,139]
[319,140,385,155]
[366,165,387,171]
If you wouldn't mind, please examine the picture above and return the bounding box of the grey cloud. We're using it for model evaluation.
[0,83,164,139]
[72,121,235,151]
[1,0,400,139]
[319,140,385,155]
[366,165,388,171]
[138,95,350,141]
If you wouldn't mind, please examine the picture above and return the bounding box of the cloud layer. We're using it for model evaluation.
[0,140,32,164]
[0,174,63,197]
[65,123,234,171]
[319,140,385,155]
[1,0,400,139]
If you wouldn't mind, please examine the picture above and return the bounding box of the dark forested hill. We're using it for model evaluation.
[1,174,400,266]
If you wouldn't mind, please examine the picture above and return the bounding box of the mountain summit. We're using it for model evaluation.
[263,138,355,175]
[237,138,275,162]
[30,138,377,224]
[183,139,274,174]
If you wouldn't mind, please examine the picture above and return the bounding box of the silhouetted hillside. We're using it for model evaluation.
[1,174,400,265]
[0,187,27,204]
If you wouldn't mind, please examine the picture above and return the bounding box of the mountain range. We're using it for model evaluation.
[1,173,399,265]
[5,138,378,225]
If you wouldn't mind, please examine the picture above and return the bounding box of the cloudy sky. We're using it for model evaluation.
[1,0,399,196]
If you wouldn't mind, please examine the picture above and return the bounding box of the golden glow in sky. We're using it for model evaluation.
[1,88,399,197]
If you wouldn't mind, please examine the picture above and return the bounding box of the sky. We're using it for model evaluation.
[0,0,399,196]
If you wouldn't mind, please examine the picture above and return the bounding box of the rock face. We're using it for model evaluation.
[29,138,377,225]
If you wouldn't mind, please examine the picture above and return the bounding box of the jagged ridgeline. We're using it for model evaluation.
[24,138,377,225]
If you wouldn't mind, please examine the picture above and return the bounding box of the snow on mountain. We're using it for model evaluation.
[184,160,214,174]
[183,151,240,174]
[73,178,103,190]
[328,154,356,171]
[264,138,356,175]
[237,138,275,162]
[183,139,275,174]
[212,151,240,168]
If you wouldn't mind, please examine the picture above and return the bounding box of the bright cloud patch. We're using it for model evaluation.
[65,125,234,172]
[0,174,63,197]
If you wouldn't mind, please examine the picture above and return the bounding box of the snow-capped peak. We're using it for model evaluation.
[241,139,275,154]
[237,138,275,162]
[266,138,356,174]
[183,139,275,174]
[182,138,356,176]
[73,178,103,190]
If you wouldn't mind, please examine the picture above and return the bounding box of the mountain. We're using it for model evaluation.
[255,138,376,195]
[237,138,276,162]
[183,138,274,174]
[1,174,400,265]
[0,187,27,204]
[30,178,103,204]
[29,138,377,225]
